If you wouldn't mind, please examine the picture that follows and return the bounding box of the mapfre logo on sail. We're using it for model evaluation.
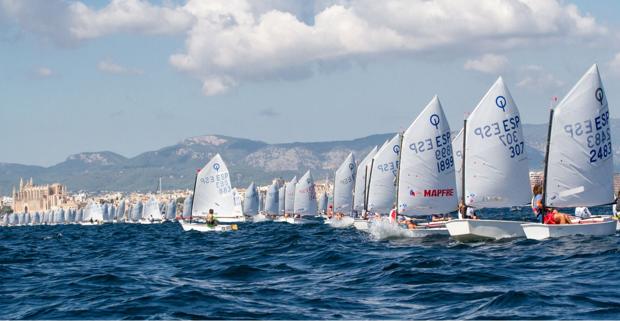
[410,189,454,197]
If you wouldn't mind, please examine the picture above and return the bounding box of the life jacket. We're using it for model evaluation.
[390,209,397,221]
[543,212,556,224]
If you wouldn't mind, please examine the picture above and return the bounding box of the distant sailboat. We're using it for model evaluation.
[290,170,317,224]
[522,64,617,239]
[366,134,401,215]
[284,176,297,214]
[131,202,143,223]
[446,77,532,241]
[278,186,286,215]
[264,182,280,215]
[182,195,192,220]
[353,146,379,231]
[165,200,177,221]
[318,192,328,214]
[243,182,259,216]
[116,200,126,222]
[141,196,162,224]
[333,153,356,216]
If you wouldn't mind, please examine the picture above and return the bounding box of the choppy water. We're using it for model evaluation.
[1,208,620,320]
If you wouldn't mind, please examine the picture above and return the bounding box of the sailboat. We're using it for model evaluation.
[284,176,297,214]
[394,96,455,237]
[181,195,192,221]
[278,186,286,215]
[318,192,328,214]
[446,77,532,241]
[263,182,279,218]
[81,202,104,225]
[363,133,401,231]
[353,146,378,230]
[141,196,162,224]
[130,201,143,223]
[180,154,240,232]
[326,152,356,227]
[290,170,318,224]
[522,64,617,239]
[243,182,259,216]
[165,199,177,221]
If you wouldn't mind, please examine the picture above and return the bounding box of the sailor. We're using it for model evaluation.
[389,205,397,222]
[613,191,620,218]
[531,184,544,223]
[544,208,572,224]
[206,209,218,227]
[458,201,477,219]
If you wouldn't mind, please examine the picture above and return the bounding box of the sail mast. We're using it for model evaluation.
[541,109,554,209]
[189,170,199,218]
[394,133,404,214]
[461,119,467,209]
[364,160,374,213]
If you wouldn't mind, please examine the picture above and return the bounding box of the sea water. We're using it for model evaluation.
[1,207,619,319]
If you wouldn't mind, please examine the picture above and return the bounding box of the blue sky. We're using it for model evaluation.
[1,0,620,166]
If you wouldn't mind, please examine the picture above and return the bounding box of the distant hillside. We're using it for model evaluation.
[2,120,620,193]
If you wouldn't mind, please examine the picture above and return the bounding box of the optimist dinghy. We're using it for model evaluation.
[289,171,318,224]
[352,146,378,231]
[326,153,356,228]
[522,64,617,240]
[446,77,532,241]
[180,154,240,232]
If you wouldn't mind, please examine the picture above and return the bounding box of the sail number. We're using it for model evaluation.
[563,111,612,164]
[473,116,524,159]
[376,161,399,176]
[199,173,231,194]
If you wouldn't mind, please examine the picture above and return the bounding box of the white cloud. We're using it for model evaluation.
[464,54,508,74]
[0,0,609,94]
[36,67,53,77]
[609,53,620,75]
[97,60,143,75]
[516,65,564,89]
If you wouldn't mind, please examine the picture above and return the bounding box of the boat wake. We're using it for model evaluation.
[368,219,409,240]
[326,216,354,228]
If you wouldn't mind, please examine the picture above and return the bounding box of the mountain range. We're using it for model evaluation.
[2,120,619,194]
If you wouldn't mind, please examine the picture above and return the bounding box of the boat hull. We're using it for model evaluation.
[446,219,526,242]
[405,227,449,237]
[180,221,233,232]
[285,218,312,224]
[353,219,370,231]
[522,219,616,240]
[217,216,247,223]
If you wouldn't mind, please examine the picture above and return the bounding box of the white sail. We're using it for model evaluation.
[84,202,104,222]
[353,146,378,212]
[333,153,356,215]
[182,196,192,219]
[452,129,464,202]
[192,154,238,218]
[284,176,297,213]
[131,202,143,221]
[143,196,161,220]
[166,200,177,220]
[278,186,286,214]
[243,182,259,215]
[108,206,116,222]
[318,192,328,212]
[545,64,613,207]
[117,200,126,220]
[294,171,318,216]
[464,77,531,208]
[367,134,401,214]
[265,182,279,214]
[398,96,457,216]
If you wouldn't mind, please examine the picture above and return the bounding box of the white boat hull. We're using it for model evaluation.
[253,213,272,222]
[446,219,526,242]
[522,219,616,240]
[180,221,233,232]
[216,216,247,223]
[404,227,449,237]
[353,219,370,231]
[286,218,312,225]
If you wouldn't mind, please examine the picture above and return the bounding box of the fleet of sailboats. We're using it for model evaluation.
[2,64,618,240]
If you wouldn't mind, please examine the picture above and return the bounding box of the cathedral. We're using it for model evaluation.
[12,178,73,213]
